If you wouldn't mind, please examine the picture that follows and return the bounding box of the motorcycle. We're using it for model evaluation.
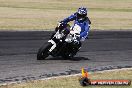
[37,23,82,60]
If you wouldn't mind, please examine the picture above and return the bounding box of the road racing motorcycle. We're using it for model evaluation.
[37,23,82,60]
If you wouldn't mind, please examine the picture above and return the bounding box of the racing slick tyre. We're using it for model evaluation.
[37,43,52,60]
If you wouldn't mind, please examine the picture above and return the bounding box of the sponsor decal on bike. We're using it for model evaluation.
[48,40,56,52]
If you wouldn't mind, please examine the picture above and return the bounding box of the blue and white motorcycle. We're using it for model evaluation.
[37,23,82,60]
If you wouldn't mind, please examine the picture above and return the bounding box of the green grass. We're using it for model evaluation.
[0,69,132,88]
[0,0,132,30]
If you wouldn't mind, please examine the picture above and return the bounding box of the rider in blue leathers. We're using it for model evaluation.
[59,7,91,41]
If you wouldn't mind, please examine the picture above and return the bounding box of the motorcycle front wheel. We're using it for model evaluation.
[37,43,52,60]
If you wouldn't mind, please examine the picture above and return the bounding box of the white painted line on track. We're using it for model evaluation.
[0,68,132,86]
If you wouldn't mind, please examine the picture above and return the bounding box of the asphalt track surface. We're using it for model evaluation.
[0,30,132,84]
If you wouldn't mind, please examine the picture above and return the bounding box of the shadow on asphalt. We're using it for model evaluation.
[44,57,90,61]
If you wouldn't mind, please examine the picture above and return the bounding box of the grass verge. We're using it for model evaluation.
[0,68,132,88]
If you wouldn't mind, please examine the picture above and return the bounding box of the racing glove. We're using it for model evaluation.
[57,21,65,28]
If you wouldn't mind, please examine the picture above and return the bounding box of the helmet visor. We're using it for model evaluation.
[77,13,87,20]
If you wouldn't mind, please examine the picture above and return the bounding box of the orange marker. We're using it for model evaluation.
[81,68,89,78]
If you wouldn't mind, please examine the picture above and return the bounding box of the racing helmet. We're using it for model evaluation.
[77,7,87,21]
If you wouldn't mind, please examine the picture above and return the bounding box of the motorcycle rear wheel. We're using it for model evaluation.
[37,43,52,60]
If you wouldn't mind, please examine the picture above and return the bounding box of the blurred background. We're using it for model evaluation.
[0,0,132,31]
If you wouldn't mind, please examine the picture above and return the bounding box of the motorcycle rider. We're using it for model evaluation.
[56,7,91,56]
[58,7,91,41]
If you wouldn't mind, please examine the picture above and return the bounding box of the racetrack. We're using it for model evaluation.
[0,30,132,84]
